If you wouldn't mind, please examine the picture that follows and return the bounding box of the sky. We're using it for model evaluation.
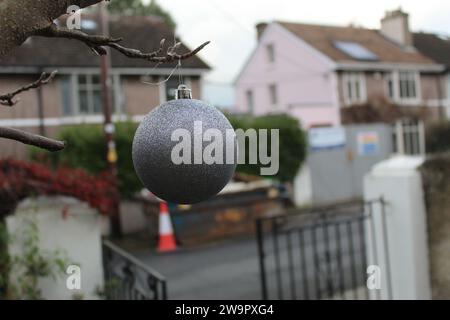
[142,0,450,106]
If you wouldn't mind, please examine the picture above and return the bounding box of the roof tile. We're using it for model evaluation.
[278,21,434,65]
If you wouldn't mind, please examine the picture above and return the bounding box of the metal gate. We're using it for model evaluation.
[102,240,167,300]
[256,199,391,300]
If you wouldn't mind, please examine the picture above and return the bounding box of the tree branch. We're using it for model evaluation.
[0,127,66,152]
[0,0,105,56]
[0,0,209,153]
[0,71,65,151]
[0,71,58,107]
[36,24,210,63]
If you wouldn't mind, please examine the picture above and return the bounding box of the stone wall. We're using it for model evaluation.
[420,154,450,299]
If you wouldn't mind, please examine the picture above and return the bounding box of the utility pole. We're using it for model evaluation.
[36,86,46,137]
[98,2,122,237]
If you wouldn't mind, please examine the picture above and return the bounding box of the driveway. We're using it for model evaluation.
[133,236,262,300]
[132,219,367,300]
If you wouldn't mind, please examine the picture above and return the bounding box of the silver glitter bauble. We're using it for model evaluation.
[132,95,237,204]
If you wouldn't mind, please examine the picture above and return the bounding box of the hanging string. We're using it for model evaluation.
[142,60,181,86]
[142,29,184,86]
[174,30,183,87]
[178,59,184,87]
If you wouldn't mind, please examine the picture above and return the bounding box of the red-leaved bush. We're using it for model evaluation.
[0,159,118,216]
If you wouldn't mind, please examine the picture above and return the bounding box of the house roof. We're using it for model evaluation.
[277,21,435,66]
[0,15,210,71]
[413,32,450,68]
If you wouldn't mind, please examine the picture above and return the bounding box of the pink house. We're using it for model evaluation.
[235,9,447,129]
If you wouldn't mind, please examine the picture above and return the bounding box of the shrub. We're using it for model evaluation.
[0,159,117,217]
[30,121,140,198]
[425,121,450,154]
[419,154,450,298]
[30,114,307,196]
[226,113,307,182]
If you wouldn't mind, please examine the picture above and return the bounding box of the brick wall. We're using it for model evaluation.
[122,75,161,116]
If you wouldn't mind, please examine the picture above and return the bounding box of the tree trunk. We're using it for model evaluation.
[0,0,103,57]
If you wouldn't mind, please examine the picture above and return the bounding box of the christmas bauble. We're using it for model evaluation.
[132,98,237,204]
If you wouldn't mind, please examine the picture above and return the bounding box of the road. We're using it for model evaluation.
[134,236,263,300]
[133,216,368,300]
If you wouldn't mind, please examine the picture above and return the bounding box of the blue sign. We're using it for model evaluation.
[357,132,379,156]
[309,127,346,151]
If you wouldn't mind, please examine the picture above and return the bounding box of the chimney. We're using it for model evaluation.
[256,22,268,41]
[380,8,412,47]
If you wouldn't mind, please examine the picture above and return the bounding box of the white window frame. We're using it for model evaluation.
[76,74,103,115]
[385,70,421,105]
[342,72,366,105]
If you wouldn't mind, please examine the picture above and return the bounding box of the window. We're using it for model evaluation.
[269,84,278,106]
[386,74,395,99]
[81,20,98,30]
[399,71,417,100]
[60,75,73,116]
[343,72,365,104]
[266,44,275,63]
[246,89,254,114]
[334,41,378,61]
[60,74,121,116]
[77,74,102,115]
[165,78,179,102]
[385,71,419,103]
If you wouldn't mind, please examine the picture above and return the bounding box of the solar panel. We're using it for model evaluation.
[334,41,378,61]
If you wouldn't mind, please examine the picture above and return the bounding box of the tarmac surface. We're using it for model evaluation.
[133,218,368,300]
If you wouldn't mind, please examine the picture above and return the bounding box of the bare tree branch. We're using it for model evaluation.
[36,24,210,63]
[0,0,209,153]
[0,71,65,151]
[0,0,105,56]
[0,127,66,152]
[0,71,58,107]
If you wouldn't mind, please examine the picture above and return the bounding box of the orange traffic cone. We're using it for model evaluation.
[157,202,177,252]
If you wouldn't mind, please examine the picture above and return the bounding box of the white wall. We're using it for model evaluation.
[7,196,104,300]
[235,22,340,128]
[364,156,431,299]
[293,164,313,207]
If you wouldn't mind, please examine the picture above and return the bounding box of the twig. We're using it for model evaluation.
[0,71,58,106]
[0,21,210,153]
[36,24,210,63]
[0,71,65,151]
[0,127,66,152]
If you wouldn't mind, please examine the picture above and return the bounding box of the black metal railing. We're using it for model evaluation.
[102,240,167,300]
[256,199,391,300]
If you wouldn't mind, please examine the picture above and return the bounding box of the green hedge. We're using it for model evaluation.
[30,114,307,197]
[226,113,307,182]
[30,122,140,198]
[426,121,450,154]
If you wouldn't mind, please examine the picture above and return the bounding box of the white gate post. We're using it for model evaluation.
[363,155,431,299]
